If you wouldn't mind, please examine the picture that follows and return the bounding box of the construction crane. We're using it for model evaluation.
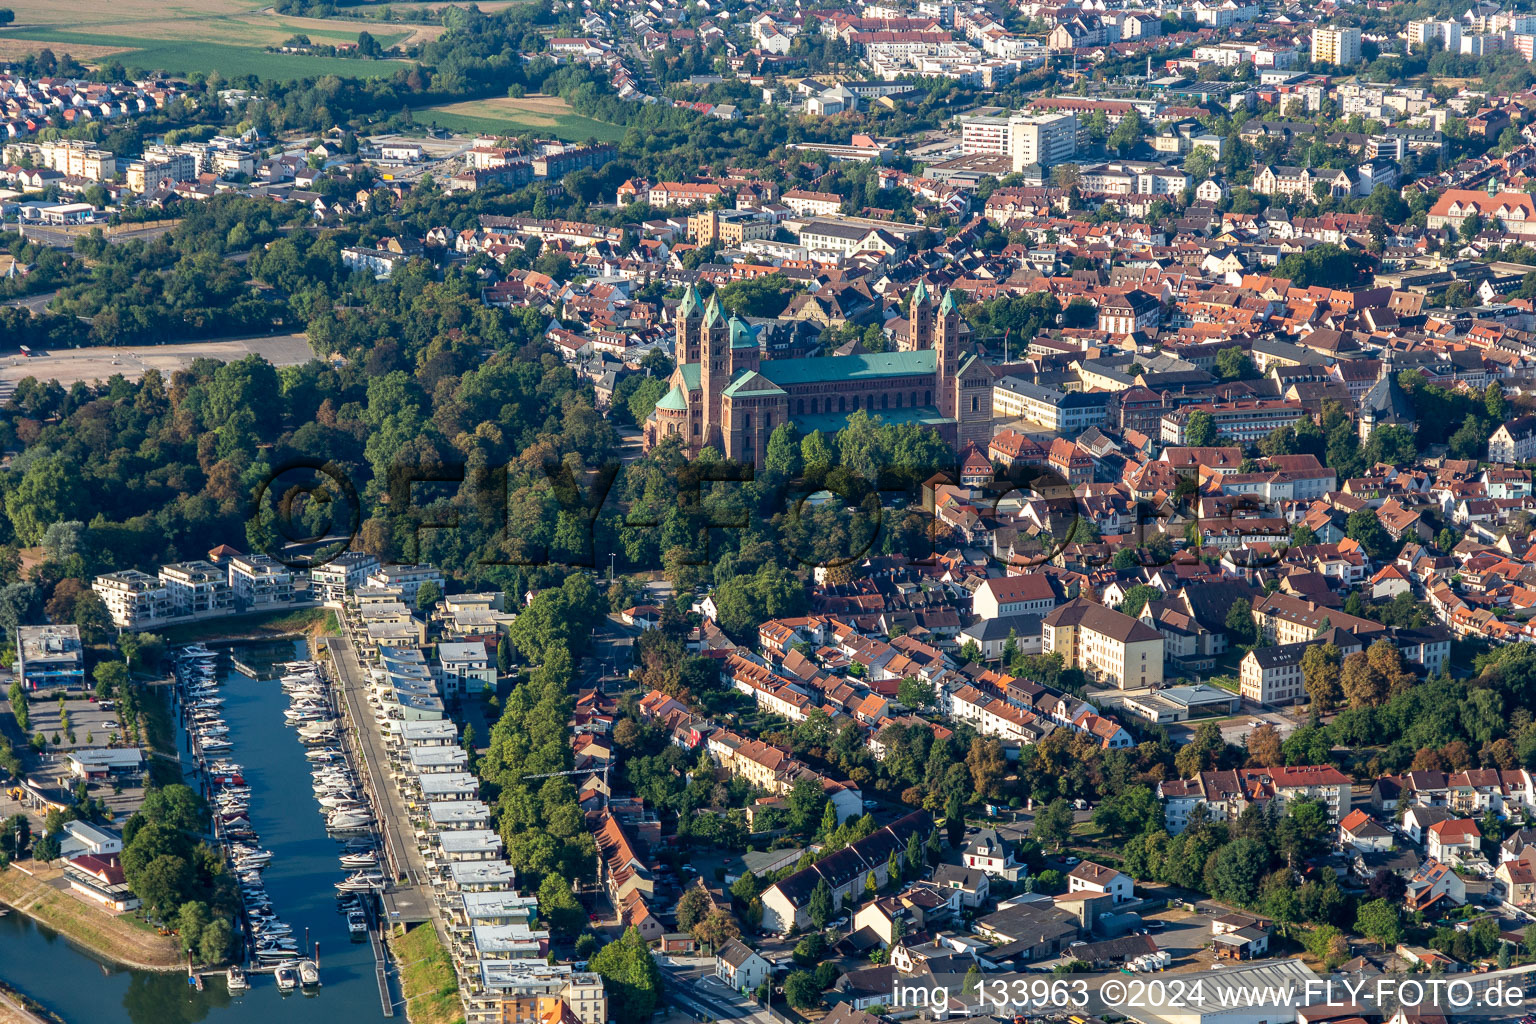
[521,765,612,806]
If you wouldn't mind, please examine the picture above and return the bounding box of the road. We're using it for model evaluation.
[576,611,642,692]
[656,956,781,1024]
[1,290,56,314]
[325,635,439,934]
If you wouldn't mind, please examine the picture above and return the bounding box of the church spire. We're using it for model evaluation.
[704,292,725,327]
[679,282,705,319]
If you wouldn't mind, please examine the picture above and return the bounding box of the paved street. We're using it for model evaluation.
[325,636,438,932]
[656,956,781,1024]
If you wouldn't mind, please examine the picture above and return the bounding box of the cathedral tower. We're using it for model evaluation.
[935,289,960,421]
[674,283,704,366]
[700,293,730,451]
[906,279,933,352]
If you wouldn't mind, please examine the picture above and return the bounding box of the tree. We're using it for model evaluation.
[415,580,442,612]
[897,676,934,708]
[1034,798,1074,851]
[808,876,835,929]
[1246,724,1282,767]
[693,909,740,954]
[1185,410,1216,448]
[1206,837,1267,906]
[946,793,966,848]
[31,833,59,864]
[1354,898,1404,949]
[94,660,127,701]
[1346,509,1393,562]
[590,927,662,1024]
[785,970,822,1009]
[7,681,26,732]
[1300,643,1343,712]
[1225,602,1257,646]
[200,918,233,965]
[1119,585,1161,619]
[539,873,587,941]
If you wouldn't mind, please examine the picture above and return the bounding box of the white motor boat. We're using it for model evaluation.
[335,871,384,892]
[328,811,373,830]
[274,965,299,992]
[226,966,248,993]
[298,960,320,987]
[347,909,368,936]
[339,851,378,868]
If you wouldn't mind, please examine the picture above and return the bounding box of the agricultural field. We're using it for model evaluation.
[414,95,627,143]
[0,0,415,78]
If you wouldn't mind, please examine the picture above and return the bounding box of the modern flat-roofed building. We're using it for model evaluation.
[437,641,496,697]
[365,563,445,606]
[311,552,382,606]
[92,569,172,629]
[227,553,294,609]
[158,560,232,616]
[15,624,84,690]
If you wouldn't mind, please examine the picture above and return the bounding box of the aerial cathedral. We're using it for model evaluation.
[644,281,993,462]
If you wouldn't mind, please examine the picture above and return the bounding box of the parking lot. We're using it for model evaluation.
[23,695,123,753]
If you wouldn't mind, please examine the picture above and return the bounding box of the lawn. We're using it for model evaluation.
[414,96,627,143]
[391,923,464,1024]
[0,29,411,78]
[0,867,183,969]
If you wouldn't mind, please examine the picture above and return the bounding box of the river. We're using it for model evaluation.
[0,641,396,1024]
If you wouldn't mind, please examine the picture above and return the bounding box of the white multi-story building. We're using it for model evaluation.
[93,569,172,629]
[311,552,382,606]
[158,560,232,617]
[365,564,445,606]
[227,554,294,610]
[437,641,496,697]
[1008,112,1077,172]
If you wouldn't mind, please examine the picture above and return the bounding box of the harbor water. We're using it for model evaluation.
[0,641,396,1024]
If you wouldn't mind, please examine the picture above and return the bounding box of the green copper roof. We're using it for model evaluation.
[704,293,724,327]
[678,282,704,318]
[759,348,936,386]
[938,289,958,315]
[676,348,937,392]
[729,315,756,349]
[656,384,689,411]
[721,370,787,398]
[910,279,928,308]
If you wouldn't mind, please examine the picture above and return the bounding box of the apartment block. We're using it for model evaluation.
[92,569,172,629]
[158,560,232,616]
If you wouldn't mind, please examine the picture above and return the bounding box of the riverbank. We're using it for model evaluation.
[390,923,463,1024]
[156,607,335,647]
[0,865,183,971]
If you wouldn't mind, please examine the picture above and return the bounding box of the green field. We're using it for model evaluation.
[412,105,628,144]
[0,28,410,79]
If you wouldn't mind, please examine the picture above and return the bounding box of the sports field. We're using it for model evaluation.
[415,95,627,143]
[0,0,414,78]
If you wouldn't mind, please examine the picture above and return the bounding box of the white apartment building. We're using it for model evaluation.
[93,569,172,630]
[437,641,496,697]
[312,552,382,606]
[227,554,294,610]
[158,561,232,617]
[366,564,445,606]
[1008,112,1077,172]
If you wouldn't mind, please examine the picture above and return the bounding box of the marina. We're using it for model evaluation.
[0,639,397,1024]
